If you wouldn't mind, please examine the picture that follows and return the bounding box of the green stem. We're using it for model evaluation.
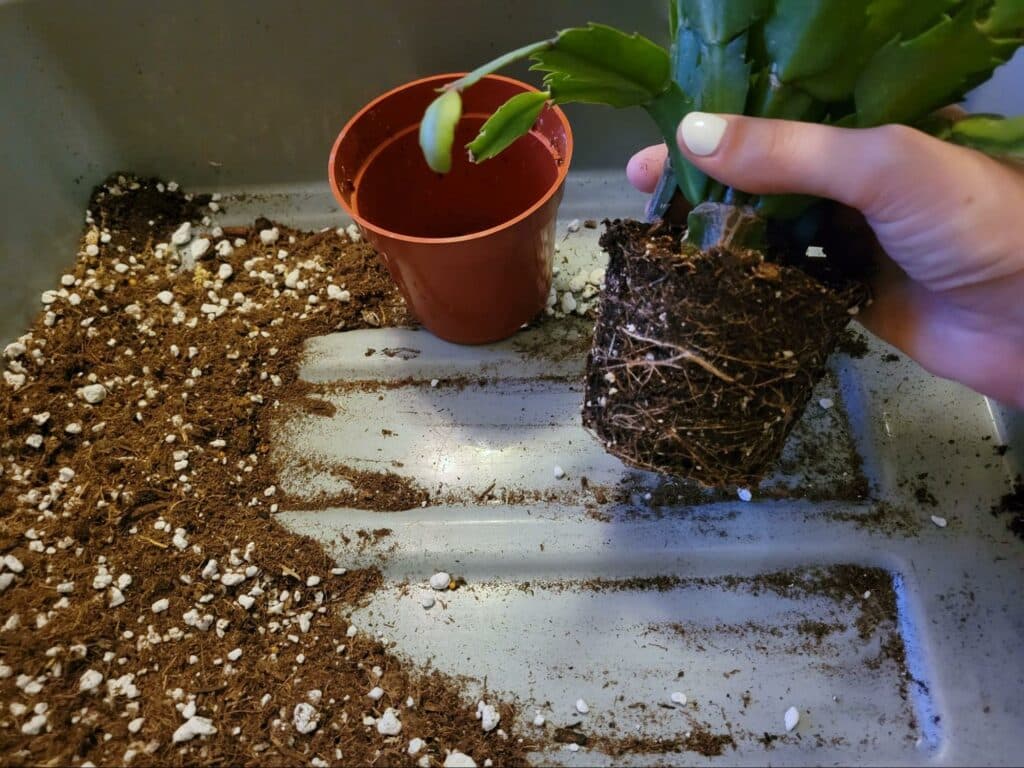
[644,84,707,206]
[446,40,554,93]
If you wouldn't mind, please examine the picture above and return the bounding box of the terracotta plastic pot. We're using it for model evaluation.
[328,74,573,344]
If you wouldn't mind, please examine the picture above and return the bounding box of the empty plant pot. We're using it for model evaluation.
[328,73,573,344]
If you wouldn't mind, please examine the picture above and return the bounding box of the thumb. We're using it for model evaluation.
[677,112,924,217]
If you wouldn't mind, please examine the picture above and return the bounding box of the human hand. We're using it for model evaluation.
[626,113,1024,408]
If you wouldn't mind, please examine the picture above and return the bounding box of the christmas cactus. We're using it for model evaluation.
[419,1,1023,486]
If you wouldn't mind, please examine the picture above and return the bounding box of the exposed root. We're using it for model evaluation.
[582,220,868,487]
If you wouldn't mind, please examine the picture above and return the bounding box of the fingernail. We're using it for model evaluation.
[679,112,728,156]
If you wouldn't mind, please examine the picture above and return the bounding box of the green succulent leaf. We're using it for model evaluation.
[855,0,1023,127]
[796,0,958,102]
[678,0,772,44]
[923,113,1024,157]
[467,90,551,163]
[446,40,554,93]
[533,24,671,107]
[645,83,707,205]
[419,88,463,174]
[982,0,1024,35]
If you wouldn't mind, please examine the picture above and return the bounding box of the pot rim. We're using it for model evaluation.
[328,72,573,246]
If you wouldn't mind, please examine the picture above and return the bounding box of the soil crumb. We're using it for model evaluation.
[992,476,1024,540]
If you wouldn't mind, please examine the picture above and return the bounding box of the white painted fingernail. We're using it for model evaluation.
[679,112,728,156]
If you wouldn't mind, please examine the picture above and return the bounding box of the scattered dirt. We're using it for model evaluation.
[511,315,593,362]
[827,502,920,536]
[548,720,733,758]
[991,476,1024,540]
[276,457,431,512]
[914,486,939,508]
[583,219,868,488]
[555,565,900,645]
[590,729,735,758]
[834,329,870,359]
[0,175,528,767]
[795,619,847,644]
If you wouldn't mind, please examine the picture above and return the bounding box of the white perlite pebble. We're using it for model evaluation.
[408,737,425,755]
[128,717,144,734]
[3,554,24,573]
[575,698,589,714]
[4,341,26,359]
[237,594,255,610]
[227,648,242,661]
[109,588,125,608]
[189,238,211,260]
[477,701,500,732]
[171,222,192,246]
[79,669,103,692]
[737,488,753,502]
[533,713,545,726]
[560,292,577,314]
[429,572,451,591]
[567,219,581,233]
[671,692,687,706]
[259,227,280,245]
[327,284,351,302]
[293,702,319,734]
[377,707,402,736]
[151,598,169,613]
[77,383,107,404]
[21,713,47,735]
[819,397,834,410]
[368,686,384,701]
[4,371,26,390]
[306,575,321,587]
[553,465,565,479]
[0,573,14,592]
[420,594,435,610]
[784,706,800,732]
[173,715,217,743]
[444,752,477,768]
[217,263,233,281]
[931,515,948,528]
[171,529,189,551]
[26,434,43,449]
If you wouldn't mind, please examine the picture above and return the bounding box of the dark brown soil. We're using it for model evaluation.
[0,175,528,767]
[834,329,871,359]
[548,719,733,758]
[992,476,1024,540]
[827,502,920,536]
[276,457,431,512]
[582,219,867,488]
